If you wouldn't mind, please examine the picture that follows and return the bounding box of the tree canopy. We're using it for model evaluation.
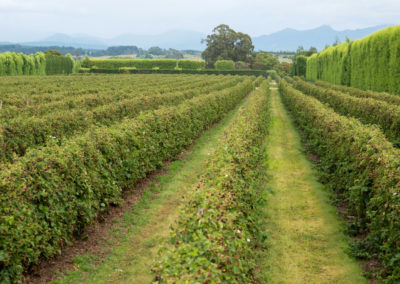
[252,51,280,70]
[201,24,254,67]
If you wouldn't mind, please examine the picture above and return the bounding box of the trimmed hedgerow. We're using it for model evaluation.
[306,43,350,85]
[215,60,236,70]
[84,67,269,77]
[45,54,74,75]
[0,52,46,76]
[177,59,205,70]
[306,25,400,94]
[280,80,400,282]
[0,78,254,283]
[154,80,270,283]
[84,58,205,70]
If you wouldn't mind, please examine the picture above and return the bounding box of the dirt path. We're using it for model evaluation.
[256,88,366,283]
[52,94,249,284]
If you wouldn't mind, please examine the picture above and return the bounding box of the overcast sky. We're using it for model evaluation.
[1,0,399,41]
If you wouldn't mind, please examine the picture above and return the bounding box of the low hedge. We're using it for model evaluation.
[0,79,254,283]
[154,80,270,282]
[83,58,206,70]
[280,80,400,282]
[215,59,235,70]
[177,59,205,70]
[81,68,269,77]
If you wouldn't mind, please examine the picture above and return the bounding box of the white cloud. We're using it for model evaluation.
[0,0,399,41]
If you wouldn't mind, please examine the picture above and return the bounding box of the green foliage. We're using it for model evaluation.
[119,66,137,73]
[305,43,350,84]
[236,61,250,69]
[45,54,74,75]
[0,75,243,164]
[81,58,205,70]
[154,80,270,282]
[306,25,400,93]
[85,67,269,77]
[291,77,400,145]
[202,24,254,67]
[34,52,46,75]
[0,76,254,282]
[315,80,400,106]
[72,59,81,74]
[252,52,279,70]
[79,67,90,73]
[148,46,164,55]
[215,59,235,70]
[45,49,63,56]
[0,52,46,76]
[81,55,91,68]
[280,79,400,282]
[177,59,205,70]
[291,55,307,76]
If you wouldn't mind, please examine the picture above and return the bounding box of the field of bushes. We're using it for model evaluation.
[0,74,263,282]
[281,77,400,282]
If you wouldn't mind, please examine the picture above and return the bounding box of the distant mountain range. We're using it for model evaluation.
[253,25,389,51]
[2,25,391,52]
[21,30,207,50]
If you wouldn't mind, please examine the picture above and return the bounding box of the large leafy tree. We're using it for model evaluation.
[252,51,280,70]
[202,24,254,67]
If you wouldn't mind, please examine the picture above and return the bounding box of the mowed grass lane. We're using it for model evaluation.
[256,87,366,283]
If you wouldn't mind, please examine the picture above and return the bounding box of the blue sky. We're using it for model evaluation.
[1,0,399,41]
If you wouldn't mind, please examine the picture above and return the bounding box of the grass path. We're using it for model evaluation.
[53,94,250,284]
[257,87,366,283]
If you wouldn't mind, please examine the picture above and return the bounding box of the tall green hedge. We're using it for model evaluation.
[84,58,205,70]
[306,25,400,94]
[0,52,51,76]
[292,55,307,77]
[45,54,74,75]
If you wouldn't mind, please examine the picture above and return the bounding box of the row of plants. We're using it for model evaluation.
[0,74,206,109]
[306,25,400,94]
[0,76,245,164]
[80,67,270,77]
[314,80,400,106]
[0,52,74,76]
[81,58,206,70]
[291,77,400,146]
[154,80,270,283]
[0,75,231,119]
[280,80,400,282]
[0,77,256,283]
